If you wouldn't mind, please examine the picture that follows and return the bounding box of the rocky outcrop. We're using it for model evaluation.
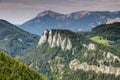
[83,43,96,50]
[38,30,72,51]
[38,30,48,45]
[88,43,95,50]
[98,52,120,66]
[69,59,120,76]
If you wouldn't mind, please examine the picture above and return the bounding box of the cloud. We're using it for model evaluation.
[0,0,119,24]
[1,0,120,10]
[0,2,33,9]
[0,0,119,13]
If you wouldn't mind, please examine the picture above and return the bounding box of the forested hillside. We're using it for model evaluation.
[0,51,48,80]
[19,29,120,80]
[0,19,39,57]
[92,22,120,41]
[89,22,120,49]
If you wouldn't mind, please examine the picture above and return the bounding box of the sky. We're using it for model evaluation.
[0,0,120,24]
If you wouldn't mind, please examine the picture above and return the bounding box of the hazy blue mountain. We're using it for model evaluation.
[20,10,120,35]
[0,19,39,57]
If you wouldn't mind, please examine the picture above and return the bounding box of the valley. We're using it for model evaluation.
[18,24,120,80]
[0,10,120,80]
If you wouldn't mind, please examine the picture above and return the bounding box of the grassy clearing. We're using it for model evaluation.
[90,36,109,45]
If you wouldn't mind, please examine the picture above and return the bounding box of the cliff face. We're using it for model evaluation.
[38,30,72,51]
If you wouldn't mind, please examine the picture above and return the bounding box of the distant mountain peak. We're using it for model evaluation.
[36,10,65,17]
[69,10,92,18]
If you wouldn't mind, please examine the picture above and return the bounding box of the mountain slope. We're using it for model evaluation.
[20,10,120,35]
[92,22,120,41]
[89,22,120,48]
[0,50,48,80]
[20,10,67,35]
[0,19,39,57]
[20,29,120,80]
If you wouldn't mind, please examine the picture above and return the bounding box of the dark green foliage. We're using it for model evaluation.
[92,22,120,39]
[0,51,48,80]
[92,22,120,46]
[62,69,120,80]
[21,43,58,80]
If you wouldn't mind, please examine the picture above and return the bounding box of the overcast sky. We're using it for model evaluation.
[0,0,120,24]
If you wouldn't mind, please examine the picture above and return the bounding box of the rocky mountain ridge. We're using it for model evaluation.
[20,10,120,35]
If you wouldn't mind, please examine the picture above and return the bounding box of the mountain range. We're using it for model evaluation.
[20,10,120,35]
[0,14,120,80]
